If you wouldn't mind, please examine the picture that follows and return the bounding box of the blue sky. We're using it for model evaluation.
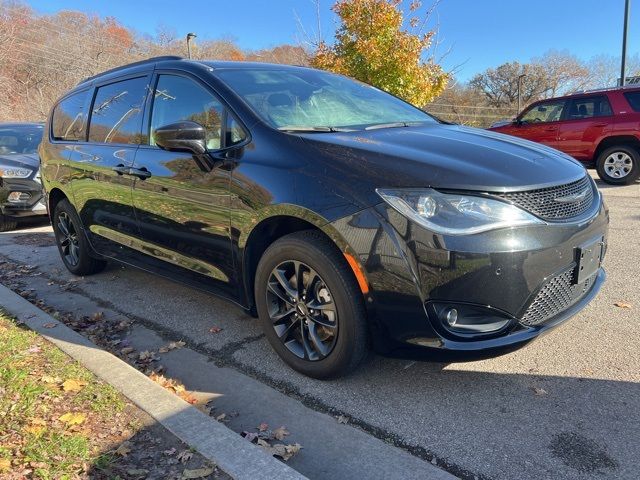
[27,0,638,81]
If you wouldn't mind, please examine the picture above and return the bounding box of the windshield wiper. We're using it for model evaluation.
[277,126,354,133]
[364,122,423,130]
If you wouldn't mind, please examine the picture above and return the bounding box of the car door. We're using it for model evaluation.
[507,99,566,149]
[130,72,245,298]
[69,74,150,258]
[555,95,613,161]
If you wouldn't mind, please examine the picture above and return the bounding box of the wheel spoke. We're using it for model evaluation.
[307,322,330,358]
[299,322,317,360]
[307,313,336,329]
[274,269,298,301]
[271,307,295,323]
[57,217,70,236]
[293,261,305,297]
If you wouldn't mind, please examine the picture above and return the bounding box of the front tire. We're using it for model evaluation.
[596,145,640,185]
[52,199,107,276]
[255,231,368,379]
[0,214,18,232]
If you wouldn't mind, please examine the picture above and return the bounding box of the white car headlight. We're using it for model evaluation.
[376,188,544,235]
[0,165,33,179]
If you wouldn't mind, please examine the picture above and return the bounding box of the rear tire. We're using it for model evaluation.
[596,145,640,185]
[52,199,107,276]
[0,215,18,232]
[255,230,368,379]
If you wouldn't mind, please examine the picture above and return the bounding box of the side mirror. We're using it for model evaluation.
[154,121,207,155]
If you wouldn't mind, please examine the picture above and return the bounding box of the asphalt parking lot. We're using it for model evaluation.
[1,171,638,480]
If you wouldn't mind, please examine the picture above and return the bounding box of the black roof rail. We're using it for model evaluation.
[77,55,184,86]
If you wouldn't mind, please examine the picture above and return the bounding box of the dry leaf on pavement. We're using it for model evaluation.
[336,415,349,424]
[209,326,222,334]
[115,441,132,457]
[614,301,632,309]
[258,422,269,432]
[260,443,302,462]
[0,458,11,473]
[273,426,290,441]
[182,466,214,479]
[177,450,194,464]
[42,322,57,328]
[532,387,549,396]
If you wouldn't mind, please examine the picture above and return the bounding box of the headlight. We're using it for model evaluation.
[0,165,33,179]
[376,188,544,235]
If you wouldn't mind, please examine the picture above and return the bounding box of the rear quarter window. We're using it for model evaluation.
[623,91,640,112]
[51,90,89,141]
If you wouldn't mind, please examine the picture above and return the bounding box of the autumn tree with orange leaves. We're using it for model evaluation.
[311,0,448,107]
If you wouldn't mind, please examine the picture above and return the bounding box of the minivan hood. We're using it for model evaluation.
[300,123,586,193]
[0,153,39,171]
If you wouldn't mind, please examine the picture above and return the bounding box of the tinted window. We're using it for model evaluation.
[88,77,148,144]
[52,91,89,141]
[150,75,225,150]
[520,100,565,123]
[567,96,613,119]
[214,68,435,129]
[0,125,43,155]
[624,91,640,112]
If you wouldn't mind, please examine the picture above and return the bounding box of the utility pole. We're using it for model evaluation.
[620,0,630,86]
[186,33,197,59]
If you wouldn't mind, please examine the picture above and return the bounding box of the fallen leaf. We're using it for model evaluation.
[215,413,227,422]
[90,312,104,322]
[26,345,42,354]
[127,468,149,476]
[614,302,632,309]
[120,347,135,355]
[42,322,57,329]
[209,326,222,334]
[258,422,269,432]
[62,379,88,392]
[59,412,86,426]
[273,426,290,441]
[532,387,549,396]
[41,375,61,384]
[177,450,193,464]
[242,431,258,442]
[182,466,214,479]
[0,458,10,473]
[159,340,186,353]
[163,447,177,456]
[115,441,132,457]
[260,443,302,462]
[336,415,349,424]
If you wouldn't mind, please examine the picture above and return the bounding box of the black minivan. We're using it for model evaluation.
[40,56,608,378]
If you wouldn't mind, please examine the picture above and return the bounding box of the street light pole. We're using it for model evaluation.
[620,0,630,86]
[186,33,197,59]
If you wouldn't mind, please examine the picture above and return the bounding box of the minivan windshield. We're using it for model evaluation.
[214,68,436,131]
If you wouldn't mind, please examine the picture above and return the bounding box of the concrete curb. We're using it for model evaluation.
[0,283,307,480]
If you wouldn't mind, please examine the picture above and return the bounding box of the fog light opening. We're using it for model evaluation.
[8,192,30,203]
[434,303,512,335]
[445,308,458,327]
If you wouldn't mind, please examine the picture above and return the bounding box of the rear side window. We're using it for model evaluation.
[88,76,149,144]
[51,90,89,141]
[566,96,613,119]
[624,91,640,112]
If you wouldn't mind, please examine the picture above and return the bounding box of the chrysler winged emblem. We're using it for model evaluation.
[553,189,589,203]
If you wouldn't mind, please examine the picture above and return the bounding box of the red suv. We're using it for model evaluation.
[490,86,640,185]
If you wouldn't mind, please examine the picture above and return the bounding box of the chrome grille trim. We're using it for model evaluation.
[495,176,594,220]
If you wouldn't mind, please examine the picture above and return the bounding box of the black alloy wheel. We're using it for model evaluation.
[266,260,338,361]
[56,211,80,266]
[53,199,107,276]
[255,230,368,379]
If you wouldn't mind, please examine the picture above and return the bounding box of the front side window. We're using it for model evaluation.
[520,101,565,123]
[52,90,89,141]
[567,96,612,120]
[213,68,436,130]
[88,77,148,144]
[150,75,225,150]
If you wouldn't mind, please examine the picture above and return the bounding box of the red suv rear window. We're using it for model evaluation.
[623,91,640,112]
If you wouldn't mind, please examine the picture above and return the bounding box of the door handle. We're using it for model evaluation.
[128,167,152,180]
[112,164,129,175]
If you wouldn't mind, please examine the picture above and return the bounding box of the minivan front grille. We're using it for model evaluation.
[520,266,594,327]
[495,176,594,220]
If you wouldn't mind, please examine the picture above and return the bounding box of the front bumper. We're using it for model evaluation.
[0,176,47,218]
[331,196,609,361]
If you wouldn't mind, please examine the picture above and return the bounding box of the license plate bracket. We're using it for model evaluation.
[575,238,604,284]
